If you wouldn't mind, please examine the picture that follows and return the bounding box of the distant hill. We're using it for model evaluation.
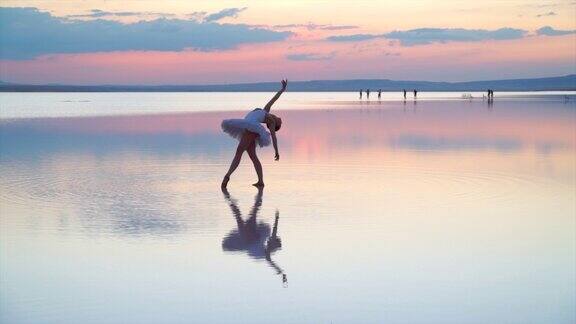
[1,75,574,92]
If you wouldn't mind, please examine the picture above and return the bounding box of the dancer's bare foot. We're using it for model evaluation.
[252,182,265,188]
[221,175,230,189]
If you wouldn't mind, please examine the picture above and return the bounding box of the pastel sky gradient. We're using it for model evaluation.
[0,0,575,84]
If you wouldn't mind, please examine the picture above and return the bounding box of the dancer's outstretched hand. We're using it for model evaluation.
[281,79,288,91]
[275,152,280,161]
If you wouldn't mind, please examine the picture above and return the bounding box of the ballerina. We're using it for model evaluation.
[221,79,287,188]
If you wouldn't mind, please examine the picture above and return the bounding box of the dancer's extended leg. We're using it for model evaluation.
[222,132,253,188]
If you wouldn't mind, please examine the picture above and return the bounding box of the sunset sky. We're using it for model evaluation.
[0,0,575,85]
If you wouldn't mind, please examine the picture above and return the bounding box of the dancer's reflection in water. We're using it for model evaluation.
[221,188,287,286]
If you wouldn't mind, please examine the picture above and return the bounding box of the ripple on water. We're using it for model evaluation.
[272,161,569,207]
[0,157,570,217]
[0,157,224,238]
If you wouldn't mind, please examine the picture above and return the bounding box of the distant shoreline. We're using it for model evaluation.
[1,89,576,93]
[1,75,574,92]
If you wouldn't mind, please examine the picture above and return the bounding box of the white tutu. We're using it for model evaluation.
[221,108,271,147]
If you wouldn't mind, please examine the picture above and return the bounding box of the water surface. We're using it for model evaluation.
[1,95,575,323]
[1,91,573,119]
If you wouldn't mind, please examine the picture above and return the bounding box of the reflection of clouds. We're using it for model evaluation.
[81,195,186,237]
[1,157,190,238]
[0,113,236,240]
[390,135,522,152]
[0,150,213,239]
[0,125,234,161]
[327,133,570,154]
[535,142,567,155]
[2,103,574,161]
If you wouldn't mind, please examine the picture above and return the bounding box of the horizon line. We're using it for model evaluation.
[1,74,574,88]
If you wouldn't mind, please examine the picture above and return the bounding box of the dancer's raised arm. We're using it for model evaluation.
[264,79,287,112]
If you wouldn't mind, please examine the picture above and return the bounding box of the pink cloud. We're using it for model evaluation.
[1,33,574,84]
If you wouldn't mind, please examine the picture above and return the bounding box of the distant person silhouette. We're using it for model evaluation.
[403,89,407,99]
[486,89,495,103]
[221,187,287,285]
[359,89,362,99]
[413,89,417,98]
[378,89,382,99]
[221,79,287,188]
[366,89,370,99]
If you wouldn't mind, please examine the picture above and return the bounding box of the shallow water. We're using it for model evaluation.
[1,91,574,119]
[1,96,575,323]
